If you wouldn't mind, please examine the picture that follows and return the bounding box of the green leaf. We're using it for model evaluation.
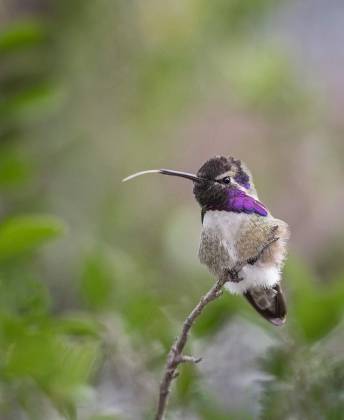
[0,83,64,124]
[0,148,32,189]
[2,317,100,400]
[0,215,67,260]
[0,21,46,54]
[286,257,344,342]
[54,315,101,338]
[293,294,342,342]
[0,273,51,315]
[80,253,114,310]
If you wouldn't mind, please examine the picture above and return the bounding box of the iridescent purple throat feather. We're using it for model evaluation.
[227,188,268,216]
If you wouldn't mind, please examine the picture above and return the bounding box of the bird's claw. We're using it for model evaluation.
[226,268,244,283]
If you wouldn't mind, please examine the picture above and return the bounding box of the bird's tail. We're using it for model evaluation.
[244,283,286,326]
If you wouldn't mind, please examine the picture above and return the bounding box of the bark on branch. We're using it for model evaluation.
[154,262,245,420]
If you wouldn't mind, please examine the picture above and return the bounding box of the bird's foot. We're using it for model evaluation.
[226,268,244,283]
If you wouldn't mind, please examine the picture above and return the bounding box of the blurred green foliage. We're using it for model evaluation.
[0,215,65,260]
[0,13,101,420]
[0,1,343,419]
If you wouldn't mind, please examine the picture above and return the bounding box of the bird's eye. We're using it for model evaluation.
[222,176,231,185]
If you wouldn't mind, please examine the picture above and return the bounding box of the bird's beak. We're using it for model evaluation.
[122,169,204,183]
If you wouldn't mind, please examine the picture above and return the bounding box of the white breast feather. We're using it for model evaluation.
[225,265,280,295]
[202,211,246,262]
[200,210,284,295]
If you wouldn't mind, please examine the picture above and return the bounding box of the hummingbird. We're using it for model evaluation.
[123,156,289,326]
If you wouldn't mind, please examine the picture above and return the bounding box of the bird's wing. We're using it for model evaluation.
[235,215,280,263]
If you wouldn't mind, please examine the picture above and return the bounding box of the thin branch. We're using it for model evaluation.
[154,262,244,420]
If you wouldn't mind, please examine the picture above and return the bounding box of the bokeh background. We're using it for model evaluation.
[0,1,343,419]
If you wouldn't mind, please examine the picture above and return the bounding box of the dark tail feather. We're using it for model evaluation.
[244,284,287,326]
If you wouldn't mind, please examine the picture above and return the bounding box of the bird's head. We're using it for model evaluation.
[193,156,252,210]
[122,155,255,212]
